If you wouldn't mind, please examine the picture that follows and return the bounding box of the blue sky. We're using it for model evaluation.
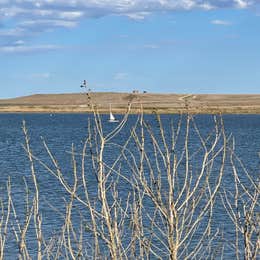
[0,1,259,98]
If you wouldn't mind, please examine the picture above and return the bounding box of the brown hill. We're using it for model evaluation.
[0,92,260,114]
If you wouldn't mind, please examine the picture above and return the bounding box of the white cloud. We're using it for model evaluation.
[200,3,215,10]
[13,40,25,45]
[58,11,84,20]
[114,73,128,80]
[0,0,257,50]
[20,19,78,30]
[234,0,249,8]
[0,44,61,54]
[0,1,256,24]
[126,12,151,20]
[0,28,27,37]
[143,44,160,49]
[211,19,232,25]
[29,73,51,79]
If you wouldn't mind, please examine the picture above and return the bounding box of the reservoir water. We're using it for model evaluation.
[0,113,259,259]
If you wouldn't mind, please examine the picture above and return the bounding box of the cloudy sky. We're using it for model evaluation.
[0,0,259,98]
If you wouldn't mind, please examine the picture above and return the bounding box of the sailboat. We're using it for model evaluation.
[109,104,119,123]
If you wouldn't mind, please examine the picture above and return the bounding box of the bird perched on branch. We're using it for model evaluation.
[80,80,87,88]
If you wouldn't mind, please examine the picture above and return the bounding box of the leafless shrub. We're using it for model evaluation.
[221,138,259,260]
[0,108,258,259]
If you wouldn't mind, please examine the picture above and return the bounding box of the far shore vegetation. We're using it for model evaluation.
[0,92,260,114]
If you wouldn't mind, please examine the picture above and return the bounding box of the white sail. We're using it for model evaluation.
[110,112,116,121]
[109,104,118,122]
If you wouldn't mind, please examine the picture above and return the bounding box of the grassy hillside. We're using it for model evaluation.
[0,92,260,113]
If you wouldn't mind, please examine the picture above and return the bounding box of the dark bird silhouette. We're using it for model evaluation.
[80,80,87,88]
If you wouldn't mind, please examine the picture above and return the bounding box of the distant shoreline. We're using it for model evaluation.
[0,105,260,114]
[0,92,260,114]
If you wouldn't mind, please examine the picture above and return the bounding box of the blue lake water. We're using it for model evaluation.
[0,113,259,258]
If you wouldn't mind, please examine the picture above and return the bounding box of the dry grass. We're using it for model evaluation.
[1,92,260,113]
